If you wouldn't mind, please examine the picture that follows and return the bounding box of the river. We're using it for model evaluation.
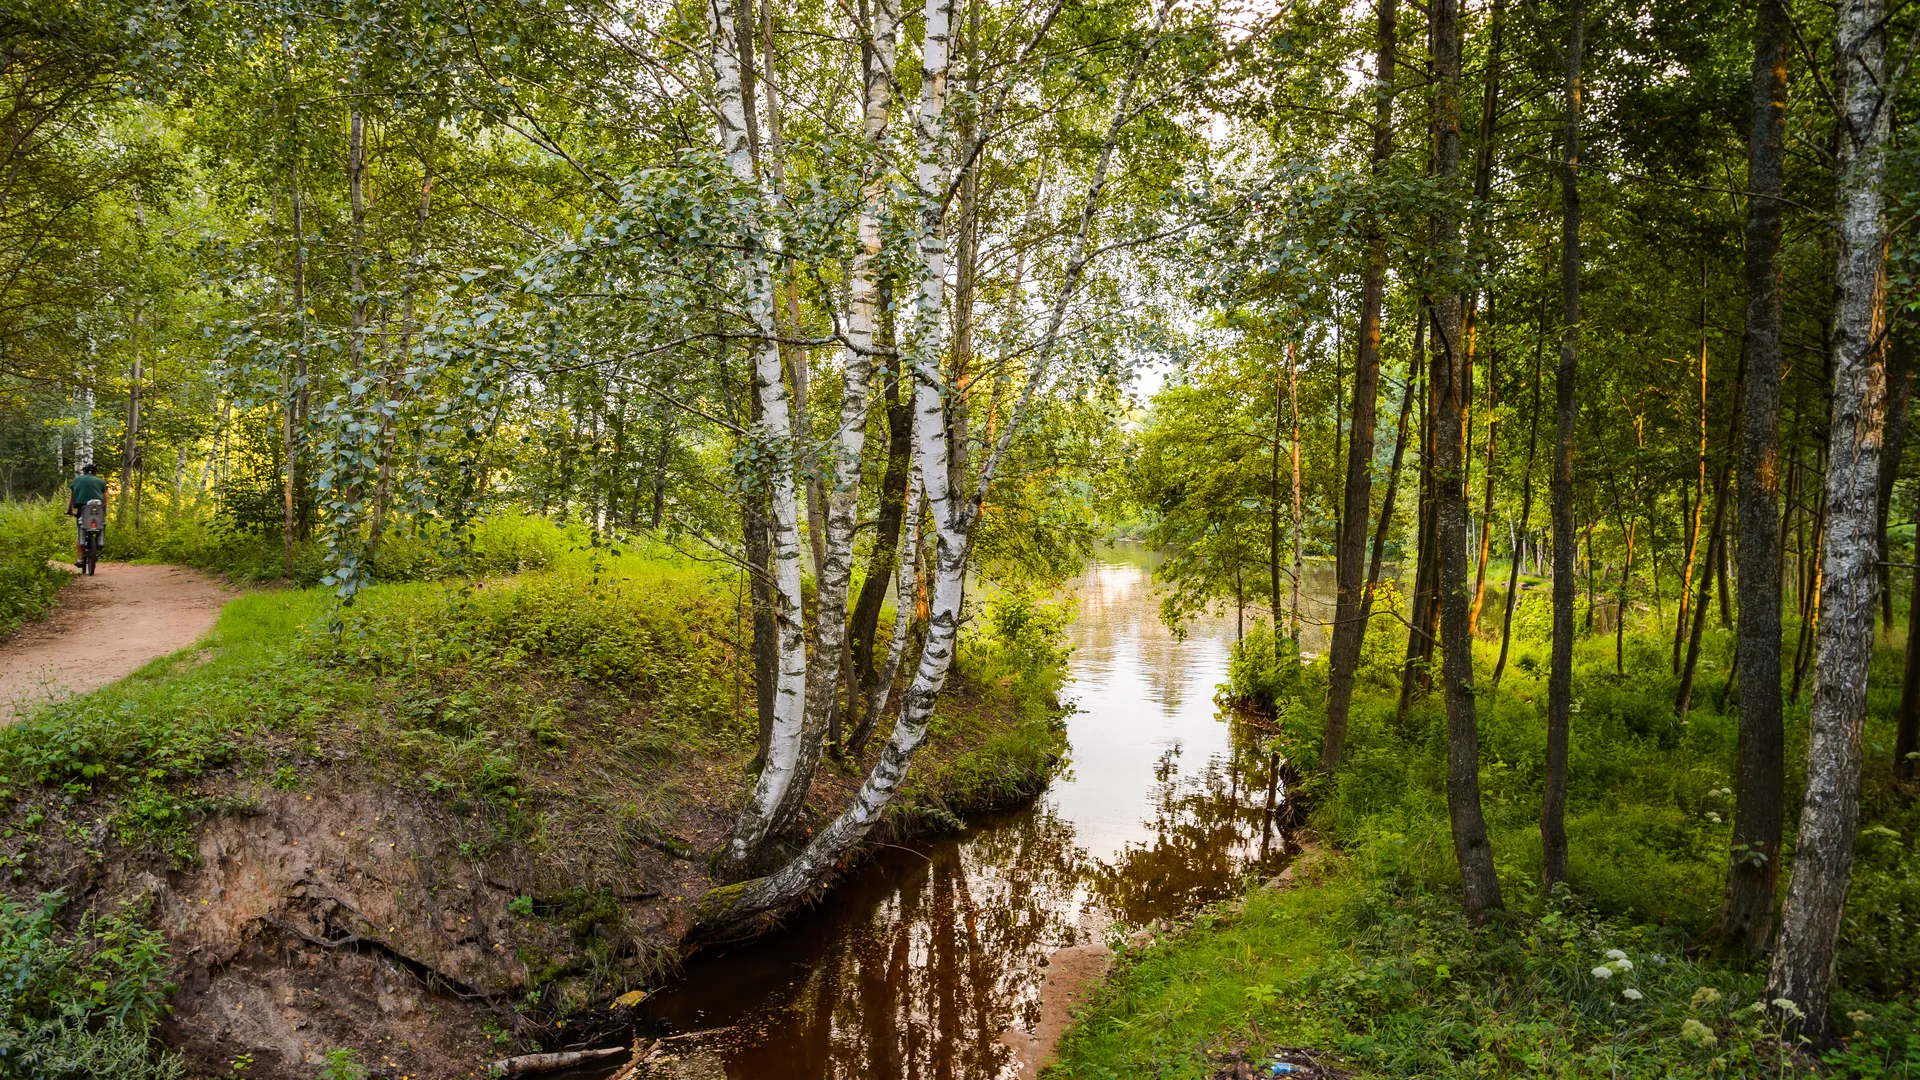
[621,547,1326,1078]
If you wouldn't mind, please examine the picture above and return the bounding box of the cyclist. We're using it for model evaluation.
[67,463,107,569]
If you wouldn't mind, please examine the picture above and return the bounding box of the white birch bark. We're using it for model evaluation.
[710,0,812,877]
[1766,0,1891,1032]
[694,0,1175,939]
[765,0,905,833]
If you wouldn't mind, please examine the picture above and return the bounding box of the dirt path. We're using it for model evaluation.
[1,562,234,723]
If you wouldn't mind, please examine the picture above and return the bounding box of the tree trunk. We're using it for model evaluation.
[1767,0,1890,1031]
[852,327,912,693]
[693,0,1174,938]
[849,463,921,759]
[1877,324,1912,630]
[1493,276,1545,686]
[1271,354,1284,629]
[1464,0,1507,638]
[1679,450,1733,716]
[1542,0,1582,892]
[780,0,901,783]
[1322,0,1397,772]
[1363,346,1420,626]
[1290,340,1304,644]
[1402,314,1437,711]
[1469,344,1498,636]
[1898,554,1920,784]
[711,0,814,879]
[1430,0,1501,922]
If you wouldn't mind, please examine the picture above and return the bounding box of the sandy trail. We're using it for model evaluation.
[1,562,234,723]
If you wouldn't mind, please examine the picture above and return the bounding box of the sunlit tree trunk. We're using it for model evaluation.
[711,0,813,879]
[1767,0,1890,1031]
[1322,0,1397,772]
[1541,0,1582,892]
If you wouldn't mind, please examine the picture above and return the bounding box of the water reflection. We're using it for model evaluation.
[630,550,1297,1079]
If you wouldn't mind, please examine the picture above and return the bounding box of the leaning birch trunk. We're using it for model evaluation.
[1766,0,1890,1033]
[690,0,1173,942]
[709,0,813,879]
[763,0,904,834]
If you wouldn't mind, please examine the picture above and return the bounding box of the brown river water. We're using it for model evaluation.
[601,548,1330,1079]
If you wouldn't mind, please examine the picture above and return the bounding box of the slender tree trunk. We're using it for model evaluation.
[850,463,922,759]
[1791,466,1827,701]
[1290,340,1304,644]
[1898,554,1920,783]
[1322,0,1397,772]
[1469,345,1499,636]
[1673,268,1712,676]
[711,0,814,878]
[1363,349,1420,626]
[1767,0,1891,1031]
[1271,357,1284,629]
[1877,325,1912,630]
[1402,314,1437,711]
[1679,434,1735,716]
[853,311,912,693]
[1429,0,1501,922]
[1494,279,1545,686]
[1542,0,1583,892]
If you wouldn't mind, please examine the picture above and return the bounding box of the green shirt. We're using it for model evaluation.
[69,474,106,509]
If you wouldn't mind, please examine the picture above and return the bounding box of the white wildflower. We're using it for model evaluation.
[1604,949,1628,961]
[1622,989,1644,1001]
[1591,966,1615,979]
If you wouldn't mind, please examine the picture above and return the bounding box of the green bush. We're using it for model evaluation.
[0,499,70,635]
[0,892,182,1080]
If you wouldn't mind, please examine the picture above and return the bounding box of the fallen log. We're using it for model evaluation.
[488,1045,628,1077]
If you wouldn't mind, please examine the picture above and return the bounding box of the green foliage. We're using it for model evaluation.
[315,1048,368,1080]
[0,499,70,635]
[1226,623,1306,713]
[1056,860,1920,1079]
[0,891,182,1080]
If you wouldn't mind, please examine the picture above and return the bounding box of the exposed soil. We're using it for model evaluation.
[0,561,233,722]
[1,660,1060,1080]
[998,943,1114,1079]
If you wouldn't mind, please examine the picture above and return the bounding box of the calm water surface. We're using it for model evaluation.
[626,549,1312,1078]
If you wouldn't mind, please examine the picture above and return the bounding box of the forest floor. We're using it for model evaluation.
[0,553,1068,1080]
[0,561,233,722]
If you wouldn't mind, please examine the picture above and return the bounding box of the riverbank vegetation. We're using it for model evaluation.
[1053,612,1920,1077]
[0,518,1069,1076]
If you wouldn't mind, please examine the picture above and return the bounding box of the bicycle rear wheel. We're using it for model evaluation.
[84,534,98,575]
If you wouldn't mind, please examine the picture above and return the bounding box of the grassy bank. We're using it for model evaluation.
[1051,616,1920,1079]
[0,521,1068,1080]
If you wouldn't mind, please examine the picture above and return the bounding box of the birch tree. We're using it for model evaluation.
[1765,0,1893,1032]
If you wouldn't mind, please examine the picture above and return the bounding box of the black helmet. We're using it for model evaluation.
[81,463,98,474]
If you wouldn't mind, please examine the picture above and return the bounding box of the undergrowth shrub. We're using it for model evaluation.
[0,892,182,1080]
[0,499,69,635]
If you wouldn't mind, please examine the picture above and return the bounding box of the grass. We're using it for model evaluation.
[1053,611,1920,1079]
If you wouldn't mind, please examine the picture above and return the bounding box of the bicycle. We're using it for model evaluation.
[74,498,105,576]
